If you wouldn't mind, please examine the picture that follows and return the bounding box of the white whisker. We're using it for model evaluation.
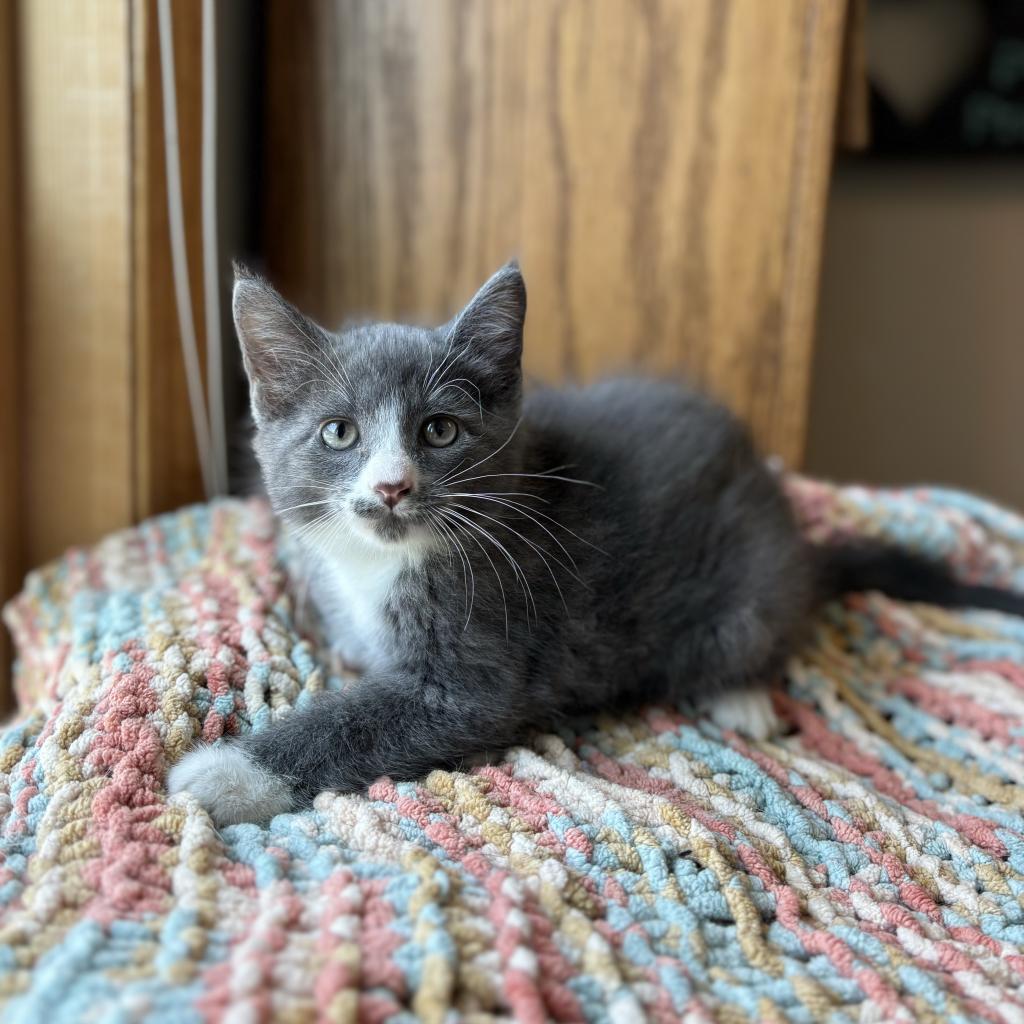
[444,471,602,490]
[273,498,334,516]
[423,316,462,392]
[436,417,523,487]
[432,380,484,424]
[438,508,510,641]
[441,507,538,625]
[434,376,482,403]
[450,492,606,555]
[422,512,453,568]
[445,490,549,505]
[450,500,580,577]
[446,501,573,606]
[448,503,579,610]
[293,348,352,399]
[292,507,347,550]
[427,510,475,629]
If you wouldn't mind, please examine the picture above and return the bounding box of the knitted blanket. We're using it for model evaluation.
[2,478,1024,1023]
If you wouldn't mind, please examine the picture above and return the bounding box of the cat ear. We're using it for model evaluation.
[232,264,334,422]
[446,262,526,386]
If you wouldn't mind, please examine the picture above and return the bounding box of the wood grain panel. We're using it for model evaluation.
[131,0,208,521]
[18,1,135,566]
[0,1,21,712]
[12,0,207,566]
[265,0,850,464]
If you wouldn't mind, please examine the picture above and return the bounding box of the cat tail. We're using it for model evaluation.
[813,541,1024,617]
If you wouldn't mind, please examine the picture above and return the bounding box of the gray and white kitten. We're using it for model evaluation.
[169,263,1024,825]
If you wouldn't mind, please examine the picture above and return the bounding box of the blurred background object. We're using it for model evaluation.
[0,0,1021,706]
[807,0,1024,507]
[866,0,1024,155]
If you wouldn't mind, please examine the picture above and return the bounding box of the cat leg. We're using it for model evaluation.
[168,671,526,826]
[167,742,294,825]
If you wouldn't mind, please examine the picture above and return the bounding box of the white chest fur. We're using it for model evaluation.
[298,527,428,670]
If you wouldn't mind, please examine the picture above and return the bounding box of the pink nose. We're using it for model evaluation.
[375,480,412,509]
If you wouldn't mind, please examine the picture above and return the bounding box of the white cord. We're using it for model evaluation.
[157,0,216,498]
[201,0,228,494]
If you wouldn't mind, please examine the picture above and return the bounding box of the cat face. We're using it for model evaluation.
[233,264,526,553]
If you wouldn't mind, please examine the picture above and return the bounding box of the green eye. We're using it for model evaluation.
[320,418,359,450]
[422,416,459,448]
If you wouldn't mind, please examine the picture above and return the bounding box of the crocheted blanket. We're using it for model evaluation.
[2,478,1024,1023]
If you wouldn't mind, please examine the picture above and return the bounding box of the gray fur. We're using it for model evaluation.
[179,261,1021,820]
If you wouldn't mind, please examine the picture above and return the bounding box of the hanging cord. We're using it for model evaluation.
[156,0,219,498]
[201,0,229,493]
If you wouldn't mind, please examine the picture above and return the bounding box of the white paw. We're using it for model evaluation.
[167,742,294,826]
[706,688,781,740]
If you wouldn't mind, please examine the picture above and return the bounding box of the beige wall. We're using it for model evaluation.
[805,161,1024,511]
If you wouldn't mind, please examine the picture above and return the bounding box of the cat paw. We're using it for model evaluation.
[706,688,781,740]
[167,742,294,826]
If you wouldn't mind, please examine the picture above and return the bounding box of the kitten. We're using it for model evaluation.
[168,263,1024,826]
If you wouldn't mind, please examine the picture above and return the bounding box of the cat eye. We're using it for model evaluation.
[319,418,359,450]
[421,416,459,448]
